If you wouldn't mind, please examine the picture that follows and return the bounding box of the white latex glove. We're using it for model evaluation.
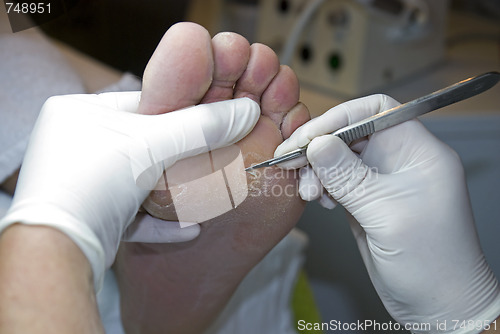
[275,94,500,333]
[0,92,259,291]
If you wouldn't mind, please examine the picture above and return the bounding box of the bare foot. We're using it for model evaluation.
[113,23,310,334]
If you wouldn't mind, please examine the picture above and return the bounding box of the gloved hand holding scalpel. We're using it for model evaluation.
[272,72,500,333]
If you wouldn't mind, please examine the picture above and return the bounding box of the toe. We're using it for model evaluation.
[260,65,300,128]
[138,22,214,115]
[201,32,250,103]
[281,102,311,139]
[233,43,280,104]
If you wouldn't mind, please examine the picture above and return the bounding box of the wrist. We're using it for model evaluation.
[0,203,107,290]
[0,224,103,334]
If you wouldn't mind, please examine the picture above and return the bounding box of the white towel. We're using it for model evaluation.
[0,190,12,218]
[0,30,85,184]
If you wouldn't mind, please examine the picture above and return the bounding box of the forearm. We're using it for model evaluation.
[0,224,104,334]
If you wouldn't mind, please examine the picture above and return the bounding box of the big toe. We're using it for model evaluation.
[138,22,214,115]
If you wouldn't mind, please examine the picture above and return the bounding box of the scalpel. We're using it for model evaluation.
[245,71,500,172]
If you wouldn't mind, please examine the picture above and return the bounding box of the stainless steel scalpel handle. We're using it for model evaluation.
[245,71,500,171]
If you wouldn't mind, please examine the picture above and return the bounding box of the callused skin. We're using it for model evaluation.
[113,22,310,334]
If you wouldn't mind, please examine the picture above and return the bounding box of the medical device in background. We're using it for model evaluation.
[188,0,449,97]
[256,0,449,97]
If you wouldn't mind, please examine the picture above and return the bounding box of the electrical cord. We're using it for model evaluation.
[279,0,326,66]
